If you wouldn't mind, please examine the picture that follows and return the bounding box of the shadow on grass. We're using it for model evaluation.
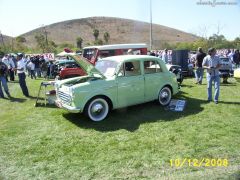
[63,92,208,132]
[220,82,237,86]
[10,97,27,103]
[34,103,58,108]
[218,101,240,105]
[180,84,194,88]
[8,81,19,83]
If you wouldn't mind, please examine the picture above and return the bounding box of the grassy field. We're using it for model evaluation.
[0,76,240,179]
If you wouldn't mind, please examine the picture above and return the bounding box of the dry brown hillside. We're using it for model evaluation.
[21,16,198,49]
[0,35,13,46]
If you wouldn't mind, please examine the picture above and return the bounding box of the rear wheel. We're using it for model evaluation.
[158,87,172,106]
[85,98,109,121]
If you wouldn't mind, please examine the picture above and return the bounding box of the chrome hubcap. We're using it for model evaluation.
[161,91,169,99]
[91,103,104,114]
[88,98,109,121]
[159,88,171,105]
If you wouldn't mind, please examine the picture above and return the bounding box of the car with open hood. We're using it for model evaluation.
[55,55,179,121]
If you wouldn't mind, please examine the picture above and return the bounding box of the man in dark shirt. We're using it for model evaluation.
[233,49,240,68]
[0,61,11,98]
[195,47,206,84]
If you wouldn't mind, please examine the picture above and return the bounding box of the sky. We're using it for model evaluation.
[0,0,240,40]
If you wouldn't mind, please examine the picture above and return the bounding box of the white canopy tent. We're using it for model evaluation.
[56,51,76,56]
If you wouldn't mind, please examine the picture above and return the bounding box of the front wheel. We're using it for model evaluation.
[158,87,172,106]
[85,98,109,121]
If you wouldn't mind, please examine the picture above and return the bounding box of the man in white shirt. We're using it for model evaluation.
[2,54,15,81]
[15,54,29,97]
[202,48,221,104]
[161,49,168,64]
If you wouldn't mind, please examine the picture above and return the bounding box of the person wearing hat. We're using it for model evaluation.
[202,48,221,104]
[15,54,29,97]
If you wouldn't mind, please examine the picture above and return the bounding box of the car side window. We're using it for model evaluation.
[144,60,162,74]
[118,61,141,77]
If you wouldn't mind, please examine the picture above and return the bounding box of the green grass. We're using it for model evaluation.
[0,76,240,179]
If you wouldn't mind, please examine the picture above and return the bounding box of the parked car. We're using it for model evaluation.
[53,59,86,79]
[55,55,179,121]
[83,43,147,65]
[234,68,240,82]
[166,64,183,84]
[219,57,233,83]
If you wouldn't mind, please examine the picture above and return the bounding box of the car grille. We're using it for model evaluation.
[58,91,72,105]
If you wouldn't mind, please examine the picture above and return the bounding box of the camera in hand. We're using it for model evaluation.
[210,66,214,69]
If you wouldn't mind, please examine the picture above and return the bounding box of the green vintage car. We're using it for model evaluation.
[55,55,179,121]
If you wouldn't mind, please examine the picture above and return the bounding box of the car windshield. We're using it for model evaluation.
[83,48,97,61]
[221,58,229,62]
[95,60,120,77]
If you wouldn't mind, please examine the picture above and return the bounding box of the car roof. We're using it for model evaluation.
[83,43,147,50]
[55,59,75,64]
[101,55,160,63]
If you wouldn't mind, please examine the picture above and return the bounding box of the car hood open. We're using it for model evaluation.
[68,55,105,79]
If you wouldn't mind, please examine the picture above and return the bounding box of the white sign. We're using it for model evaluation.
[43,53,54,60]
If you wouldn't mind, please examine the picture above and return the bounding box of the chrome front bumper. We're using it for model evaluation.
[55,100,82,113]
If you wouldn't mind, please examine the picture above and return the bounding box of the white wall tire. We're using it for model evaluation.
[86,98,109,121]
[158,87,172,106]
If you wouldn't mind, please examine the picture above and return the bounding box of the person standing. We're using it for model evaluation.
[0,61,11,98]
[28,60,36,79]
[195,47,206,84]
[233,49,240,68]
[2,54,15,81]
[161,49,168,64]
[15,54,29,97]
[34,56,41,78]
[41,59,48,79]
[2,55,15,81]
[202,48,221,104]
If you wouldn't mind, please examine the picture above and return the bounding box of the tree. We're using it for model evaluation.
[94,39,103,45]
[35,33,46,53]
[103,32,110,44]
[93,29,99,41]
[209,34,226,43]
[233,37,240,49]
[76,37,83,49]
[16,36,26,43]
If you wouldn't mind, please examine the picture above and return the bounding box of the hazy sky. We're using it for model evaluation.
[0,0,240,40]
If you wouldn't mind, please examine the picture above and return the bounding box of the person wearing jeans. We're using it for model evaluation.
[206,73,220,103]
[0,61,11,98]
[194,47,206,84]
[202,48,221,104]
[16,54,29,97]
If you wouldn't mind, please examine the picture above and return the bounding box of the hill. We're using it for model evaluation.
[0,34,13,46]
[21,16,198,49]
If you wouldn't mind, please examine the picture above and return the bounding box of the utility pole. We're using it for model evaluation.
[43,26,48,46]
[43,26,49,53]
[150,0,153,51]
[40,24,49,52]
[11,38,14,51]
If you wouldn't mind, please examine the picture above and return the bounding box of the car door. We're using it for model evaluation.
[143,59,165,102]
[116,60,144,107]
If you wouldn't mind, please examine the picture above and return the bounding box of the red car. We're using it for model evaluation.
[54,59,86,79]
